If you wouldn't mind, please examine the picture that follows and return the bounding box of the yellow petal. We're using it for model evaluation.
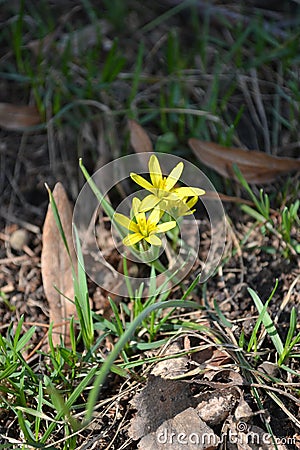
[136,212,147,235]
[186,209,196,215]
[187,196,198,209]
[165,162,184,191]
[155,221,176,233]
[130,173,154,191]
[139,194,161,212]
[148,208,161,229]
[173,187,205,198]
[149,155,162,188]
[123,233,143,246]
[165,191,181,202]
[114,213,139,232]
[132,197,141,217]
[145,234,162,246]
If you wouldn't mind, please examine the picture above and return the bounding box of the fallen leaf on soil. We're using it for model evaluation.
[202,369,244,386]
[234,396,254,422]
[150,336,233,379]
[150,340,189,379]
[191,346,232,368]
[138,407,217,450]
[0,103,41,130]
[129,376,197,440]
[129,337,287,449]
[196,387,240,426]
[189,139,300,184]
[41,182,77,346]
[128,119,154,153]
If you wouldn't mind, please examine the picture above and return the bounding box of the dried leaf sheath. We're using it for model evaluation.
[41,182,77,346]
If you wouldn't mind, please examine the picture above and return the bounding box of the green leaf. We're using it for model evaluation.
[85,299,204,422]
[248,281,283,356]
[213,299,233,328]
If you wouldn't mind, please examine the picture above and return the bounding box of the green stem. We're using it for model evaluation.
[79,159,167,274]
[84,299,203,422]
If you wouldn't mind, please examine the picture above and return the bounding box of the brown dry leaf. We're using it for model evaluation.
[189,341,232,371]
[189,139,300,184]
[150,340,189,379]
[41,182,77,347]
[202,348,232,367]
[203,369,244,386]
[0,103,41,130]
[234,396,254,422]
[128,119,153,153]
[196,387,240,426]
[129,376,197,441]
[138,408,217,450]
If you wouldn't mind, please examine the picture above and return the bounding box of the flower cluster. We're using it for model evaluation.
[114,155,205,248]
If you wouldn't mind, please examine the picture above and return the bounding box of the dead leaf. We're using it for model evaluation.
[128,119,153,153]
[129,376,197,440]
[234,396,254,422]
[196,387,239,426]
[138,408,217,450]
[151,340,188,379]
[0,103,41,130]
[41,182,77,346]
[202,369,244,386]
[189,139,300,184]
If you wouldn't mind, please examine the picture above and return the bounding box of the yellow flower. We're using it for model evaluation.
[165,196,198,219]
[114,198,176,247]
[130,155,205,212]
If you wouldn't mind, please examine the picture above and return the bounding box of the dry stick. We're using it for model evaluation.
[164,0,289,39]
[24,321,72,361]
[250,383,300,406]
[221,217,246,304]
[0,208,41,234]
[274,274,300,326]
[250,68,271,154]
[10,132,28,202]
[251,383,300,429]
[204,191,280,216]
[25,332,48,361]
[46,99,57,172]
[0,254,38,265]
[238,75,262,140]
[26,5,82,55]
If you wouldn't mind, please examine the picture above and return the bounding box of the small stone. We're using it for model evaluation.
[9,229,29,251]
